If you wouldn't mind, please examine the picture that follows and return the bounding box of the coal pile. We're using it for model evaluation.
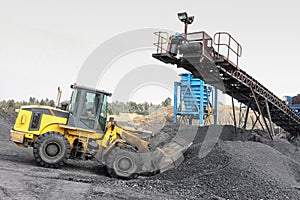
[117,124,300,199]
[0,109,16,140]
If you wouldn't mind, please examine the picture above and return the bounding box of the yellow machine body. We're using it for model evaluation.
[11,104,149,160]
[12,106,69,144]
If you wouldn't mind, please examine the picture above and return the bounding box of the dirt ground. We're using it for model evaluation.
[1,114,300,199]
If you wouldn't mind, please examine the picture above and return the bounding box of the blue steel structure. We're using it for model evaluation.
[174,73,212,126]
[284,96,300,115]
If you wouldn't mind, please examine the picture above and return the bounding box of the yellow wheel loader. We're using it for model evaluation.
[10,84,195,178]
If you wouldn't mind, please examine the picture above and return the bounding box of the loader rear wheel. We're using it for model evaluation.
[106,147,141,179]
[33,132,70,168]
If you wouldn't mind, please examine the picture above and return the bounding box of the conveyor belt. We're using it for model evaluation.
[152,31,300,140]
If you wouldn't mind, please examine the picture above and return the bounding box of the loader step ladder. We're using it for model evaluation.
[74,134,88,158]
[153,31,300,141]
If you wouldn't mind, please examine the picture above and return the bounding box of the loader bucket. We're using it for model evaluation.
[151,142,186,173]
[140,124,198,173]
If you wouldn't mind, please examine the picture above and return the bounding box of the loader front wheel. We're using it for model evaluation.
[33,132,70,168]
[106,147,141,179]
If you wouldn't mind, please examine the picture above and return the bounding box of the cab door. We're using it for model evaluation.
[68,89,106,132]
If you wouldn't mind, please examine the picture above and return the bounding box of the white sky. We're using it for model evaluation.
[0,0,299,104]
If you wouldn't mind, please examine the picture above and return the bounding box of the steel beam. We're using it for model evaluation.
[250,87,273,140]
[243,98,252,129]
[231,92,237,134]
[265,99,275,137]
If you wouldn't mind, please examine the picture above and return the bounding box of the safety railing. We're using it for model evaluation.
[214,32,242,67]
[187,31,213,55]
[153,32,170,54]
[187,31,212,44]
[154,31,213,56]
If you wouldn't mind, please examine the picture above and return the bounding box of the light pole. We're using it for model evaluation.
[177,12,194,35]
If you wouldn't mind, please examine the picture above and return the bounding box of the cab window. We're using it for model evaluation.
[82,92,99,118]
[69,90,78,114]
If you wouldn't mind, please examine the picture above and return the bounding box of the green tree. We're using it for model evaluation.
[40,99,46,105]
[48,100,55,107]
[29,97,36,104]
[162,97,172,107]
[129,101,138,113]
[7,100,15,110]
[144,102,149,110]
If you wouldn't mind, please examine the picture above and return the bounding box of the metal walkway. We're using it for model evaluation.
[152,31,300,141]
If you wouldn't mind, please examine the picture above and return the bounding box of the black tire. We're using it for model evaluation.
[106,147,141,179]
[33,132,70,168]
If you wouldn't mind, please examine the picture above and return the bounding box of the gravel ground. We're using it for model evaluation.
[1,112,300,199]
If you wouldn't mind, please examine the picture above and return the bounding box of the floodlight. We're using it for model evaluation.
[187,16,194,24]
[177,12,188,22]
[177,12,194,34]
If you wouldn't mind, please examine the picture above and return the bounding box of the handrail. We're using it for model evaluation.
[186,31,212,45]
[153,31,169,54]
[214,32,242,66]
[186,31,213,57]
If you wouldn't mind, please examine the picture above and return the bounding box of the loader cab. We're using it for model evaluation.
[67,84,112,132]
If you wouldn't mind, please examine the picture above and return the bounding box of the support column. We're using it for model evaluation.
[199,81,204,126]
[251,111,265,132]
[214,87,218,125]
[173,82,179,123]
[243,99,252,129]
[265,99,275,137]
[250,87,273,140]
[231,92,237,134]
[238,103,245,128]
